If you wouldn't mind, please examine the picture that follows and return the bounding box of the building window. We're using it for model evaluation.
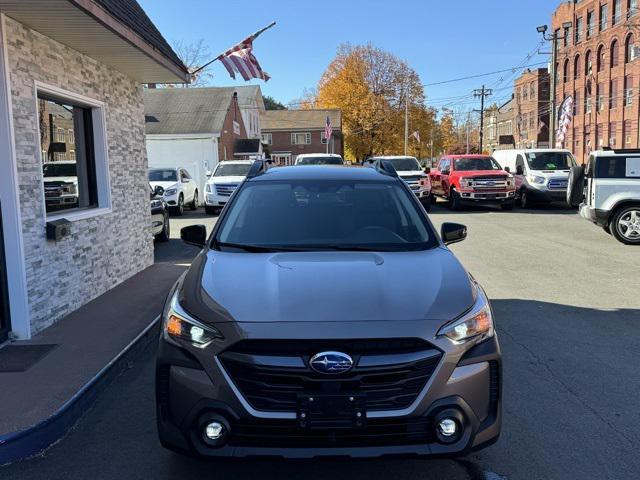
[600,3,609,31]
[597,45,605,72]
[630,0,638,18]
[574,91,581,115]
[585,94,592,114]
[614,0,622,24]
[610,79,618,109]
[625,75,634,106]
[625,34,636,63]
[576,17,583,43]
[624,120,633,144]
[564,25,571,47]
[611,40,619,67]
[585,50,593,76]
[516,87,521,104]
[291,132,311,145]
[574,54,581,79]
[530,82,536,99]
[38,92,101,215]
[597,83,605,111]
[587,10,595,37]
[523,86,528,101]
[563,59,570,83]
[609,121,617,146]
[261,133,272,145]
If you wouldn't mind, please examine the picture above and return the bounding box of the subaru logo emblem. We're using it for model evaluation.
[309,351,353,374]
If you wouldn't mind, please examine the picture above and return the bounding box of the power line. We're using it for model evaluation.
[424,62,549,87]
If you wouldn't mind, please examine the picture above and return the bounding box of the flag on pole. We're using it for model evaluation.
[555,95,574,148]
[410,131,421,143]
[324,116,333,141]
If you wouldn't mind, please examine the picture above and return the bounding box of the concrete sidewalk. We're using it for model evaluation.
[0,261,188,464]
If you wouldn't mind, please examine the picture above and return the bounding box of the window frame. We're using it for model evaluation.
[35,81,111,222]
[261,132,272,145]
[291,132,312,145]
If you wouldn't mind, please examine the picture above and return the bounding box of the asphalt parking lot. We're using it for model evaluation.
[4,203,639,480]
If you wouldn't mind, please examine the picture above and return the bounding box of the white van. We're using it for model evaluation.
[491,149,577,208]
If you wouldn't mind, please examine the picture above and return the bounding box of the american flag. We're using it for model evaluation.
[214,23,274,82]
[324,116,333,141]
[411,131,421,143]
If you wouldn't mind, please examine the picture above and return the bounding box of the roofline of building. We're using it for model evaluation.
[68,0,190,83]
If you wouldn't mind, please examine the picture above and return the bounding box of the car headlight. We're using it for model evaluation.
[163,291,223,348]
[459,177,471,188]
[529,175,546,185]
[205,183,211,193]
[437,287,494,343]
[151,199,163,208]
[164,188,178,196]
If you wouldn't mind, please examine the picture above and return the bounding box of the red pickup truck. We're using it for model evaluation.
[429,155,516,210]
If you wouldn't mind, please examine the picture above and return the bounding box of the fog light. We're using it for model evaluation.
[205,421,224,440]
[437,418,457,437]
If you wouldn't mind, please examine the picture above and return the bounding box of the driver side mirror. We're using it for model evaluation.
[441,169,450,176]
[504,166,510,173]
[181,225,207,247]
[516,165,524,175]
[154,185,165,196]
[424,167,431,174]
[206,170,213,178]
[441,222,467,246]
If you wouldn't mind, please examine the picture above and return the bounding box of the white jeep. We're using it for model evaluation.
[568,149,640,245]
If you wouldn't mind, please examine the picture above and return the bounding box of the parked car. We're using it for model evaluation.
[149,167,199,216]
[429,155,515,210]
[150,184,170,242]
[204,160,253,215]
[156,161,501,459]
[491,149,576,208]
[573,149,640,245]
[368,156,432,210]
[294,153,344,165]
[42,161,79,211]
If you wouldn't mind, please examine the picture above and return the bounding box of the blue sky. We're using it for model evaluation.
[140,0,561,113]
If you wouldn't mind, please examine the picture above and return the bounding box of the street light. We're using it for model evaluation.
[537,21,572,148]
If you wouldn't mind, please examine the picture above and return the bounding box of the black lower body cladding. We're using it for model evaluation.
[156,323,502,459]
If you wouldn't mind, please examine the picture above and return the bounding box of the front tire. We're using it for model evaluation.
[156,213,170,242]
[421,196,432,212]
[519,188,531,209]
[172,194,184,216]
[190,190,198,210]
[610,206,640,245]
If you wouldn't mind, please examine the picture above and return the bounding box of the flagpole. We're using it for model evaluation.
[404,83,409,156]
[190,22,276,77]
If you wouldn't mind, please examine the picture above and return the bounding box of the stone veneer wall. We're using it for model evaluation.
[4,16,154,334]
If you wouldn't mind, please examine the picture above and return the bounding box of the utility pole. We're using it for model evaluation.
[473,85,492,153]
[537,22,572,148]
[466,112,471,154]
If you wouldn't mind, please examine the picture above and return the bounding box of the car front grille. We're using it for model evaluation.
[467,176,509,190]
[219,338,442,413]
[548,179,568,189]
[229,417,435,448]
[214,184,239,197]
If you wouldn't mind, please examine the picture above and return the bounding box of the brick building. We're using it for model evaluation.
[484,98,516,151]
[553,0,640,164]
[260,109,343,165]
[514,68,551,149]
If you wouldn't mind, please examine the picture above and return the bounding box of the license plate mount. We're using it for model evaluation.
[297,394,366,430]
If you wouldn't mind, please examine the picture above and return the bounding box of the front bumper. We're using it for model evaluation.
[579,203,610,227]
[525,187,567,203]
[205,193,229,207]
[459,190,515,203]
[156,323,501,458]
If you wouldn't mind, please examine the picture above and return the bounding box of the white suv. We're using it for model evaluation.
[368,156,432,209]
[573,149,640,245]
[149,167,199,216]
[294,153,344,165]
[204,160,253,215]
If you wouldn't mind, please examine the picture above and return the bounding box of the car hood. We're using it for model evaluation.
[149,181,178,190]
[180,248,476,325]
[456,170,509,177]
[208,176,246,185]
[43,176,77,184]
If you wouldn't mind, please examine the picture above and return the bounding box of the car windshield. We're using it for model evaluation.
[43,163,77,177]
[214,163,252,177]
[296,156,343,165]
[215,179,436,252]
[149,169,177,182]
[454,157,501,171]
[526,152,575,170]
[385,157,421,171]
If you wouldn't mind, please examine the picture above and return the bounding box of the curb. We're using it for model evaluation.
[0,316,161,466]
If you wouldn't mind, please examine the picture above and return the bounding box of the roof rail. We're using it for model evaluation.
[610,148,640,154]
[377,159,398,178]
[246,159,267,179]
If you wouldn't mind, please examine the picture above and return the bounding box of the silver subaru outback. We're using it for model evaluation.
[156,161,501,459]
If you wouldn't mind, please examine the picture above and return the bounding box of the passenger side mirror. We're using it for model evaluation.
[181,225,207,247]
[516,165,524,175]
[504,166,510,173]
[424,167,431,174]
[182,177,189,183]
[441,169,450,176]
[206,170,213,178]
[441,222,467,246]
[154,185,165,196]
